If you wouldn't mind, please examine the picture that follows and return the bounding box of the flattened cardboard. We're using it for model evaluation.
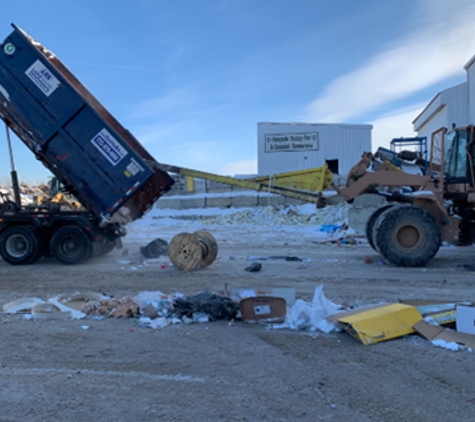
[240,296,286,324]
[413,320,475,349]
[3,297,45,313]
[328,303,422,345]
[456,305,475,335]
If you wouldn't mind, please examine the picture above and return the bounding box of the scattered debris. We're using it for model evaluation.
[46,297,86,319]
[173,292,239,321]
[240,296,286,324]
[245,262,262,272]
[31,303,72,320]
[231,287,295,307]
[274,285,340,332]
[246,255,304,262]
[140,238,169,259]
[328,304,422,345]
[400,299,472,326]
[364,255,375,264]
[139,317,173,329]
[285,256,302,261]
[413,320,475,350]
[3,297,45,313]
[313,222,364,245]
[82,297,140,318]
[59,292,109,311]
[193,312,210,323]
[456,305,475,334]
[4,284,475,353]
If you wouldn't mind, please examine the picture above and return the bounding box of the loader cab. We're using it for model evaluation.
[444,126,475,189]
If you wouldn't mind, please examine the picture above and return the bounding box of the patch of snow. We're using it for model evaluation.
[431,339,460,351]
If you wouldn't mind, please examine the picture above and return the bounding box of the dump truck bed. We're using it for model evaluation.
[0,24,174,223]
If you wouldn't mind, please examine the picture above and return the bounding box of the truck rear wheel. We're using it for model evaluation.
[93,241,116,256]
[24,226,44,264]
[373,205,440,267]
[0,226,41,265]
[365,205,394,250]
[50,226,92,265]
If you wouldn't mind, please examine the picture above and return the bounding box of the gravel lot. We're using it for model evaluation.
[0,208,474,421]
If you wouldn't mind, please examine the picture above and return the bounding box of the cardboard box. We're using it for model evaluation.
[327,303,422,345]
[414,320,475,349]
[231,287,295,307]
[456,305,475,335]
[239,296,286,324]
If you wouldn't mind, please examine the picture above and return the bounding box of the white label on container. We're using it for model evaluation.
[254,305,271,315]
[91,128,128,166]
[126,158,144,176]
[25,60,60,97]
[265,132,319,152]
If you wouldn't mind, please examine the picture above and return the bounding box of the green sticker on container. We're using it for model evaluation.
[4,43,15,55]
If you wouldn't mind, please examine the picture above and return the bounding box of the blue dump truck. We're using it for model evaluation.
[0,24,174,265]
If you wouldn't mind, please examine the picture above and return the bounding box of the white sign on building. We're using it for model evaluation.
[258,122,372,176]
[265,132,319,152]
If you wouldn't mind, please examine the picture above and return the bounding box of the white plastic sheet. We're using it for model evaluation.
[281,284,340,332]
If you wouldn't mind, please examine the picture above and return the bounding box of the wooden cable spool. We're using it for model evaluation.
[169,231,218,271]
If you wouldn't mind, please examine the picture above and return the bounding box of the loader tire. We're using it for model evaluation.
[373,205,440,267]
[50,226,92,265]
[365,205,394,251]
[0,226,41,265]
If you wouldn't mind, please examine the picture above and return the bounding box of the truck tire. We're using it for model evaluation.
[0,226,40,265]
[91,241,116,257]
[365,205,394,250]
[102,242,116,255]
[373,205,440,267]
[24,226,44,264]
[50,226,92,265]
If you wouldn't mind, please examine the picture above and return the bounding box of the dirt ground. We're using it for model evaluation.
[1,220,475,421]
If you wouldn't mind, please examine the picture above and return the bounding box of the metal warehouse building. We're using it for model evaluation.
[413,54,475,136]
[258,122,372,176]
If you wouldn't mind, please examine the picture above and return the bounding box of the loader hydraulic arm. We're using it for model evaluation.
[338,171,431,201]
[149,161,336,206]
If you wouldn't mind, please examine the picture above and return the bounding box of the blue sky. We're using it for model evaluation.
[1,0,475,183]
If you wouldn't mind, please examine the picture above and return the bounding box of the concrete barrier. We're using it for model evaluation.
[206,196,232,208]
[231,195,258,207]
[258,195,285,206]
[178,197,206,210]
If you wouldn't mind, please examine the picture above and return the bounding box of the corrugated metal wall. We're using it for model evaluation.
[257,123,372,176]
[441,83,468,128]
[467,62,475,124]
[414,83,468,142]
[416,104,448,143]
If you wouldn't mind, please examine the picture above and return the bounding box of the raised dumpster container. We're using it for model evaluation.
[0,24,174,224]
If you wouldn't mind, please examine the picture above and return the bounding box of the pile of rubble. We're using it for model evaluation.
[0,182,49,206]
[201,202,352,227]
